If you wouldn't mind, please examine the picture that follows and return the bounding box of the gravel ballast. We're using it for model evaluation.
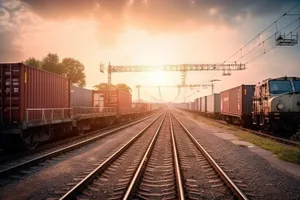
[173,110,300,200]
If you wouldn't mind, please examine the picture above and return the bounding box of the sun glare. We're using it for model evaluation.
[154,70,165,85]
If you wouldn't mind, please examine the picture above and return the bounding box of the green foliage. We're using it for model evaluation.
[61,58,86,87]
[41,53,64,75]
[93,83,132,93]
[116,83,132,93]
[93,83,115,90]
[24,57,41,68]
[24,53,86,87]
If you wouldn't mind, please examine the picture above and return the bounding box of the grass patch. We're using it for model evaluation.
[177,110,300,164]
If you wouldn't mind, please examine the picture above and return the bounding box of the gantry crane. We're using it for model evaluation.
[135,82,219,102]
[100,62,245,86]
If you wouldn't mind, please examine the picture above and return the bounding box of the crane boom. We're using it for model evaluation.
[110,63,245,72]
[106,62,245,85]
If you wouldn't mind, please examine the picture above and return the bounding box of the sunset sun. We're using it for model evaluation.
[154,70,165,85]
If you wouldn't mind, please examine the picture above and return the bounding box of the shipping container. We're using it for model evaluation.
[132,102,147,112]
[194,98,198,111]
[195,98,200,112]
[206,93,220,114]
[220,85,254,118]
[188,102,192,110]
[146,103,152,112]
[0,63,70,126]
[118,90,132,113]
[70,85,93,107]
[200,96,207,113]
[92,89,132,114]
[191,101,195,111]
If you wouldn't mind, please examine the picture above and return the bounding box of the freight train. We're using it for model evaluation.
[0,63,164,151]
[172,76,300,137]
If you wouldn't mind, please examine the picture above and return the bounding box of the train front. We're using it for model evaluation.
[267,77,300,134]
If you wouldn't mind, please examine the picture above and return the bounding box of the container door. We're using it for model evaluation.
[93,93,104,112]
[0,64,21,125]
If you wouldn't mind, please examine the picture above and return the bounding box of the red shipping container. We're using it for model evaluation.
[118,90,132,113]
[92,89,132,113]
[0,63,70,126]
[220,85,254,117]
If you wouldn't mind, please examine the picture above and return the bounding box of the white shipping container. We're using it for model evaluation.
[200,96,207,112]
[206,93,220,113]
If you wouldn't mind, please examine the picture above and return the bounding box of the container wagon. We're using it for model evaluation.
[132,102,149,113]
[220,85,255,127]
[0,63,72,150]
[206,93,220,118]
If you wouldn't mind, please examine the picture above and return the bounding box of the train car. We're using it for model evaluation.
[146,103,152,112]
[220,85,255,127]
[71,85,93,107]
[252,76,300,135]
[0,63,72,150]
[132,102,148,113]
[92,89,132,114]
[206,93,220,118]
[191,101,195,111]
[200,96,207,113]
[196,98,201,112]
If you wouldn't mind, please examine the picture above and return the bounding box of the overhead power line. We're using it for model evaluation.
[223,3,300,65]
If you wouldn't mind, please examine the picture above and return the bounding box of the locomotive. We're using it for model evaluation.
[252,76,300,135]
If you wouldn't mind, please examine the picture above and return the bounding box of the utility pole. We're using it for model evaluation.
[108,62,112,85]
[136,85,141,101]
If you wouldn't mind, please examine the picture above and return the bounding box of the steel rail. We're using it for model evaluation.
[171,111,248,200]
[59,111,167,200]
[0,110,165,178]
[169,112,185,200]
[122,112,167,199]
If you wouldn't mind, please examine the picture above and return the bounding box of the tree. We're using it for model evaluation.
[24,57,41,68]
[116,83,132,93]
[93,83,115,90]
[41,53,64,75]
[24,53,87,87]
[61,58,86,87]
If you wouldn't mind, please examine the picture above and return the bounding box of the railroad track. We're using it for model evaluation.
[171,111,250,200]
[179,109,300,148]
[0,110,164,179]
[52,110,248,200]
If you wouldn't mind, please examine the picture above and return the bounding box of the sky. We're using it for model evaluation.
[0,0,300,102]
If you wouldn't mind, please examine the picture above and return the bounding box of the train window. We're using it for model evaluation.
[269,80,292,94]
[293,80,300,91]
